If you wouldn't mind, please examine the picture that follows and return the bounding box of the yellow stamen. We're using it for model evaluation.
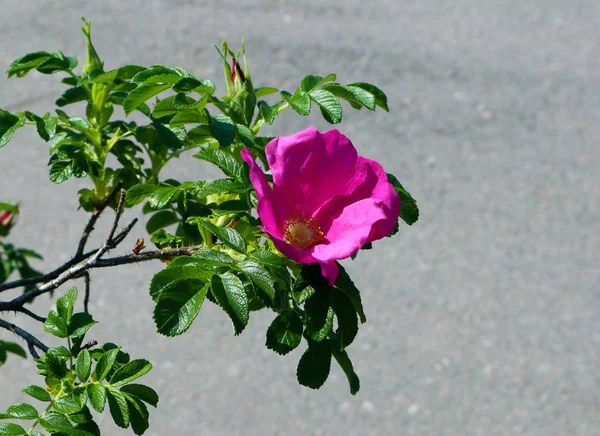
[284,212,325,249]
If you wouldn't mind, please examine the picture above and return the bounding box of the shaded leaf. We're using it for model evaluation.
[266,311,303,355]
[296,341,331,390]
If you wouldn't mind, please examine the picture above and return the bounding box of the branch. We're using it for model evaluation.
[0,318,49,358]
[93,246,201,267]
[75,204,106,258]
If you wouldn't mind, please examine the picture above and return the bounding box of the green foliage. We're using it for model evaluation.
[1,288,158,435]
[0,20,419,427]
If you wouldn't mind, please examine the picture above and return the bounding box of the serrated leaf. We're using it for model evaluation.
[210,273,249,335]
[237,260,275,301]
[53,394,83,415]
[153,280,208,336]
[49,160,73,184]
[257,100,280,125]
[94,348,120,382]
[254,87,279,97]
[300,73,336,92]
[1,403,38,420]
[193,148,246,183]
[330,291,358,349]
[0,110,24,148]
[126,184,158,206]
[208,114,236,147]
[56,87,88,107]
[123,83,172,115]
[0,422,26,435]
[386,173,419,226]
[190,219,247,252]
[55,287,77,323]
[110,359,152,387]
[123,394,149,435]
[68,313,97,338]
[149,259,215,301]
[119,385,158,407]
[249,251,291,285]
[330,340,360,395]
[309,89,342,124]
[38,411,74,433]
[76,349,92,383]
[106,388,130,429]
[195,179,245,199]
[334,264,366,323]
[7,51,53,78]
[131,66,180,84]
[304,290,334,342]
[43,311,68,338]
[266,311,303,355]
[296,341,332,390]
[87,384,106,413]
[347,82,389,111]
[281,89,311,116]
[21,385,51,402]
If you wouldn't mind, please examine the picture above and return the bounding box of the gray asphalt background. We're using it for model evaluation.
[0,1,598,435]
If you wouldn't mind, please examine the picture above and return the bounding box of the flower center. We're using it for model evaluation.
[284,213,325,249]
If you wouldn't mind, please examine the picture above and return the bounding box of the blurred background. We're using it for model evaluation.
[0,1,598,435]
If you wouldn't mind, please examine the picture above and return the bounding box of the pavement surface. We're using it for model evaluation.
[0,1,598,435]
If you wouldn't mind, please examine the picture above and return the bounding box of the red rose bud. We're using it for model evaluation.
[0,204,18,236]
[231,57,246,84]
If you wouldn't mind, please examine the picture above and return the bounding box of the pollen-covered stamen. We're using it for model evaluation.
[284,212,325,249]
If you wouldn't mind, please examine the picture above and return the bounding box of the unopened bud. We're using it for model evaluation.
[0,204,18,236]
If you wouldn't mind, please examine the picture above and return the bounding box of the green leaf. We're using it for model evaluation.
[7,51,53,78]
[21,385,51,402]
[334,264,366,323]
[94,348,120,382]
[249,251,291,285]
[280,89,311,116]
[53,394,84,415]
[0,342,26,359]
[76,349,92,383]
[347,82,389,111]
[296,341,332,390]
[210,273,249,335]
[331,291,358,349]
[123,394,149,435]
[123,83,172,115]
[193,149,247,182]
[195,179,245,199]
[192,248,235,266]
[0,110,24,148]
[149,259,215,302]
[153,280,209,336]
[257,100,280,125]
[0,422,26,435]
[237,260,275,301]
[56,287,77,324]
[119,385,158,407]
[49,160,73,184]
[146,210,179,234]
[300,73,336,92]
[152,93,198,118]
[266,311,303,355]
[107,388,130,429]
[56,86,88,107]
[126,184,158,206]
[304,290,334,342]
[131,66,180,84]
[43,311,68,338]
[87,384,106,413]
[309,89,342,124]
[68,313,97,338]
[110,359,152,386]
[330,341,360,395]
[38,411,75,433]
[386,173,419,226]
[0,403,38,420]
[254,87,279,97]
[208,114,236,147]
[189,218,247,253]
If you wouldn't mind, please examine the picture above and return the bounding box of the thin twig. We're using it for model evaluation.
[106,190,127,246]
[75,205,106,258]
[15,307,47,323]
[83,272,91,314]
[0,318,49,358]
[93,246,201,268]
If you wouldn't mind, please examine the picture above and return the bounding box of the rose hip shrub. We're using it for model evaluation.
[0,20,418,435]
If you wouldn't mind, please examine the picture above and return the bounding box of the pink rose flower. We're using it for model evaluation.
[241,127,400,286]
[0,204,18,236]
